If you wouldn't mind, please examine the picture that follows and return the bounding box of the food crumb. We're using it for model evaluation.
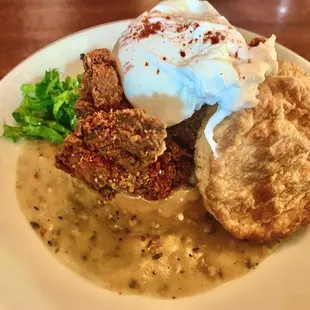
[90,231,97,241]
[152,252,163,260]
[245,258,254,269]
[218,270,223,278]
[81,254,88,261]
[30,221,40,229]
[129,279,138,289]
[147,235,160,248]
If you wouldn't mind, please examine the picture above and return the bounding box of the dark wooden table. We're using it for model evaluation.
[1,0,309,79]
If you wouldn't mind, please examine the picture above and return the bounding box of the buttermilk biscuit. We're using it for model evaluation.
[195,62,310,242]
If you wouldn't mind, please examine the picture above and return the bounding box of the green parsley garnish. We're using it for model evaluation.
[2,69,82,144]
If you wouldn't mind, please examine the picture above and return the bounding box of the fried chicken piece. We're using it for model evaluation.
[55,133,131,199]
[75,100,98,119]
[167,105,207,152]
[134,140,193,200]
[195,61,310,243]
[56,48,194,201]
[56,135,192,201]
[76,49,130,118]
[76,109,167,172]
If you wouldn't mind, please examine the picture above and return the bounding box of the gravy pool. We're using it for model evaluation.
[16,141,274,298]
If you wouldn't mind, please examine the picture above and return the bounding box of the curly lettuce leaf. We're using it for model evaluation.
[2,69,81,144]
[52,90,79,130]
[2,124,24,143]
[21,125,64,144]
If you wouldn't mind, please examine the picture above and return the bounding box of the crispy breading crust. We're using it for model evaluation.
[55,133,121,199]
[134,140,193,200]
[76,109,167,172]
[76,49,130,118]
[195,62,310,243]
[56,134,192,201]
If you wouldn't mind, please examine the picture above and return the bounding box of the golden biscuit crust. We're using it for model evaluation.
[195,62,310,243]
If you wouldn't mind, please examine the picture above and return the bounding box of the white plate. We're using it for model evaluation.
[0,20,310,310]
